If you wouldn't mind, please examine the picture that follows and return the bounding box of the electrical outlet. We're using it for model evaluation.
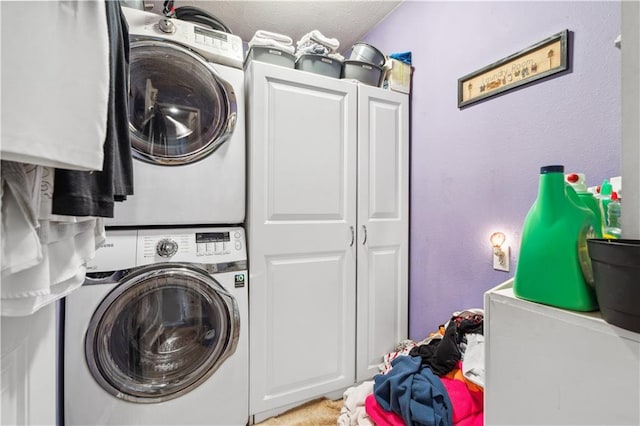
[493,246,510,272]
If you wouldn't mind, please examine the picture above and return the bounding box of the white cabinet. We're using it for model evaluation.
[245,61,408,416]
[484,279,640,425]
[356,84,409,381]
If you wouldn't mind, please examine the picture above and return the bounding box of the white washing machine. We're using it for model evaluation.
[109,8,245,226]
[63,227,248,425]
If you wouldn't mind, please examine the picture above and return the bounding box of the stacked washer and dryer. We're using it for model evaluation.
[63,7,248,426]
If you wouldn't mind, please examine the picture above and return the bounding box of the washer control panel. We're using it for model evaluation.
[87,228,246,272]
[137,227,246,265]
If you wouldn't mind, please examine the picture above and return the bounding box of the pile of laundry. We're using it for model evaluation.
[338,310,485,426]
[248,29,344,61]
[295,29,344,61]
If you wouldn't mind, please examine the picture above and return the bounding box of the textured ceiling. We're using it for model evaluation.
[146,1,403,55]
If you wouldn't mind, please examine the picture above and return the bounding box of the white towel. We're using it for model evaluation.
[249,36,296,55]
[296,30,340,53]
[338,381,375,426]
[253,30,293,46]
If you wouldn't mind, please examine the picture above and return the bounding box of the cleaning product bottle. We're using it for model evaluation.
[598,179,613,227]
[604,191,622,239]
[513,165,599,311]
[565,172,605,236]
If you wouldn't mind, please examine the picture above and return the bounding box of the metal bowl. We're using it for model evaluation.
[348,42,386,67]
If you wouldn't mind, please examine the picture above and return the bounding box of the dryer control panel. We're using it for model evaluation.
[122,6,243,69]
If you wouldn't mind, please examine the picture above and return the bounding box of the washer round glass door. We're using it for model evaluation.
[128,40,237,165]
[85,264,239,403]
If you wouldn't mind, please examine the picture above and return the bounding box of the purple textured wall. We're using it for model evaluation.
[363,1,621,339]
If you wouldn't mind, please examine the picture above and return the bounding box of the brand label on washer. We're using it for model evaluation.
[234,274,245,288]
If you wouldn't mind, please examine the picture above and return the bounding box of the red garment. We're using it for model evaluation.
[364,393,404,426]
[440,362,484,426]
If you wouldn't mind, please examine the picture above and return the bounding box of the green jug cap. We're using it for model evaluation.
[541,165,564,174]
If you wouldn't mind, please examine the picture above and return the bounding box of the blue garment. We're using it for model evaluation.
[390,51,412,65]
[374,355,452,426]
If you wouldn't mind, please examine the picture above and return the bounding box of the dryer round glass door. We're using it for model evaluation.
[128,40,237,165]
[85,264,239,403]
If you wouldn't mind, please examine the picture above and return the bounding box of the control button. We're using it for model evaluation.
[232,42,239,51]
[235,241,242,250]
[234,231,241,239]
[158,18,176,34]
[195,33,205,44]
[214,242,223,253]
[206,243,214,255]
[196,243,205,254]
[205,36,213,46]
[213,39,221,48]
[223,241,229,252]
[156,239,178,257]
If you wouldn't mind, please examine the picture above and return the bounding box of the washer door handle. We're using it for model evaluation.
[361,225,368,245]
[349,226,355,247]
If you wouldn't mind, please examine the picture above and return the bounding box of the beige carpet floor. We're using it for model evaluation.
[255,398,343,426]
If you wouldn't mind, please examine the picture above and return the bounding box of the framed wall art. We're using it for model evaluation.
[458,29,569,108]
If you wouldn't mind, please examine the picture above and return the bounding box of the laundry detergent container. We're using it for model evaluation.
[587,238,640,333]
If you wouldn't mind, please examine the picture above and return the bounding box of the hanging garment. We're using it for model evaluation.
[52,0,133,217]
[1,1,109,171]
[1,221,101,316]
[0,163,43,275]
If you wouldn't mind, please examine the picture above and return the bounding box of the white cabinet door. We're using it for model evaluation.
[246,62,358,414]
[356,85,409,381]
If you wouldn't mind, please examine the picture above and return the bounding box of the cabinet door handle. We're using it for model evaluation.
[349,226,355,247]
[361,225,368,245]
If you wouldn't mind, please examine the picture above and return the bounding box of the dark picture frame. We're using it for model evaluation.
[458,29,569,108]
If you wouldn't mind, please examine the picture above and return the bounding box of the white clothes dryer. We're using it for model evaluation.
[63,226,248,425]
[109,8,245,226]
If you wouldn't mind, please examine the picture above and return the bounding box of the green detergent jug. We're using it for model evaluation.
[514,165,599,311]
